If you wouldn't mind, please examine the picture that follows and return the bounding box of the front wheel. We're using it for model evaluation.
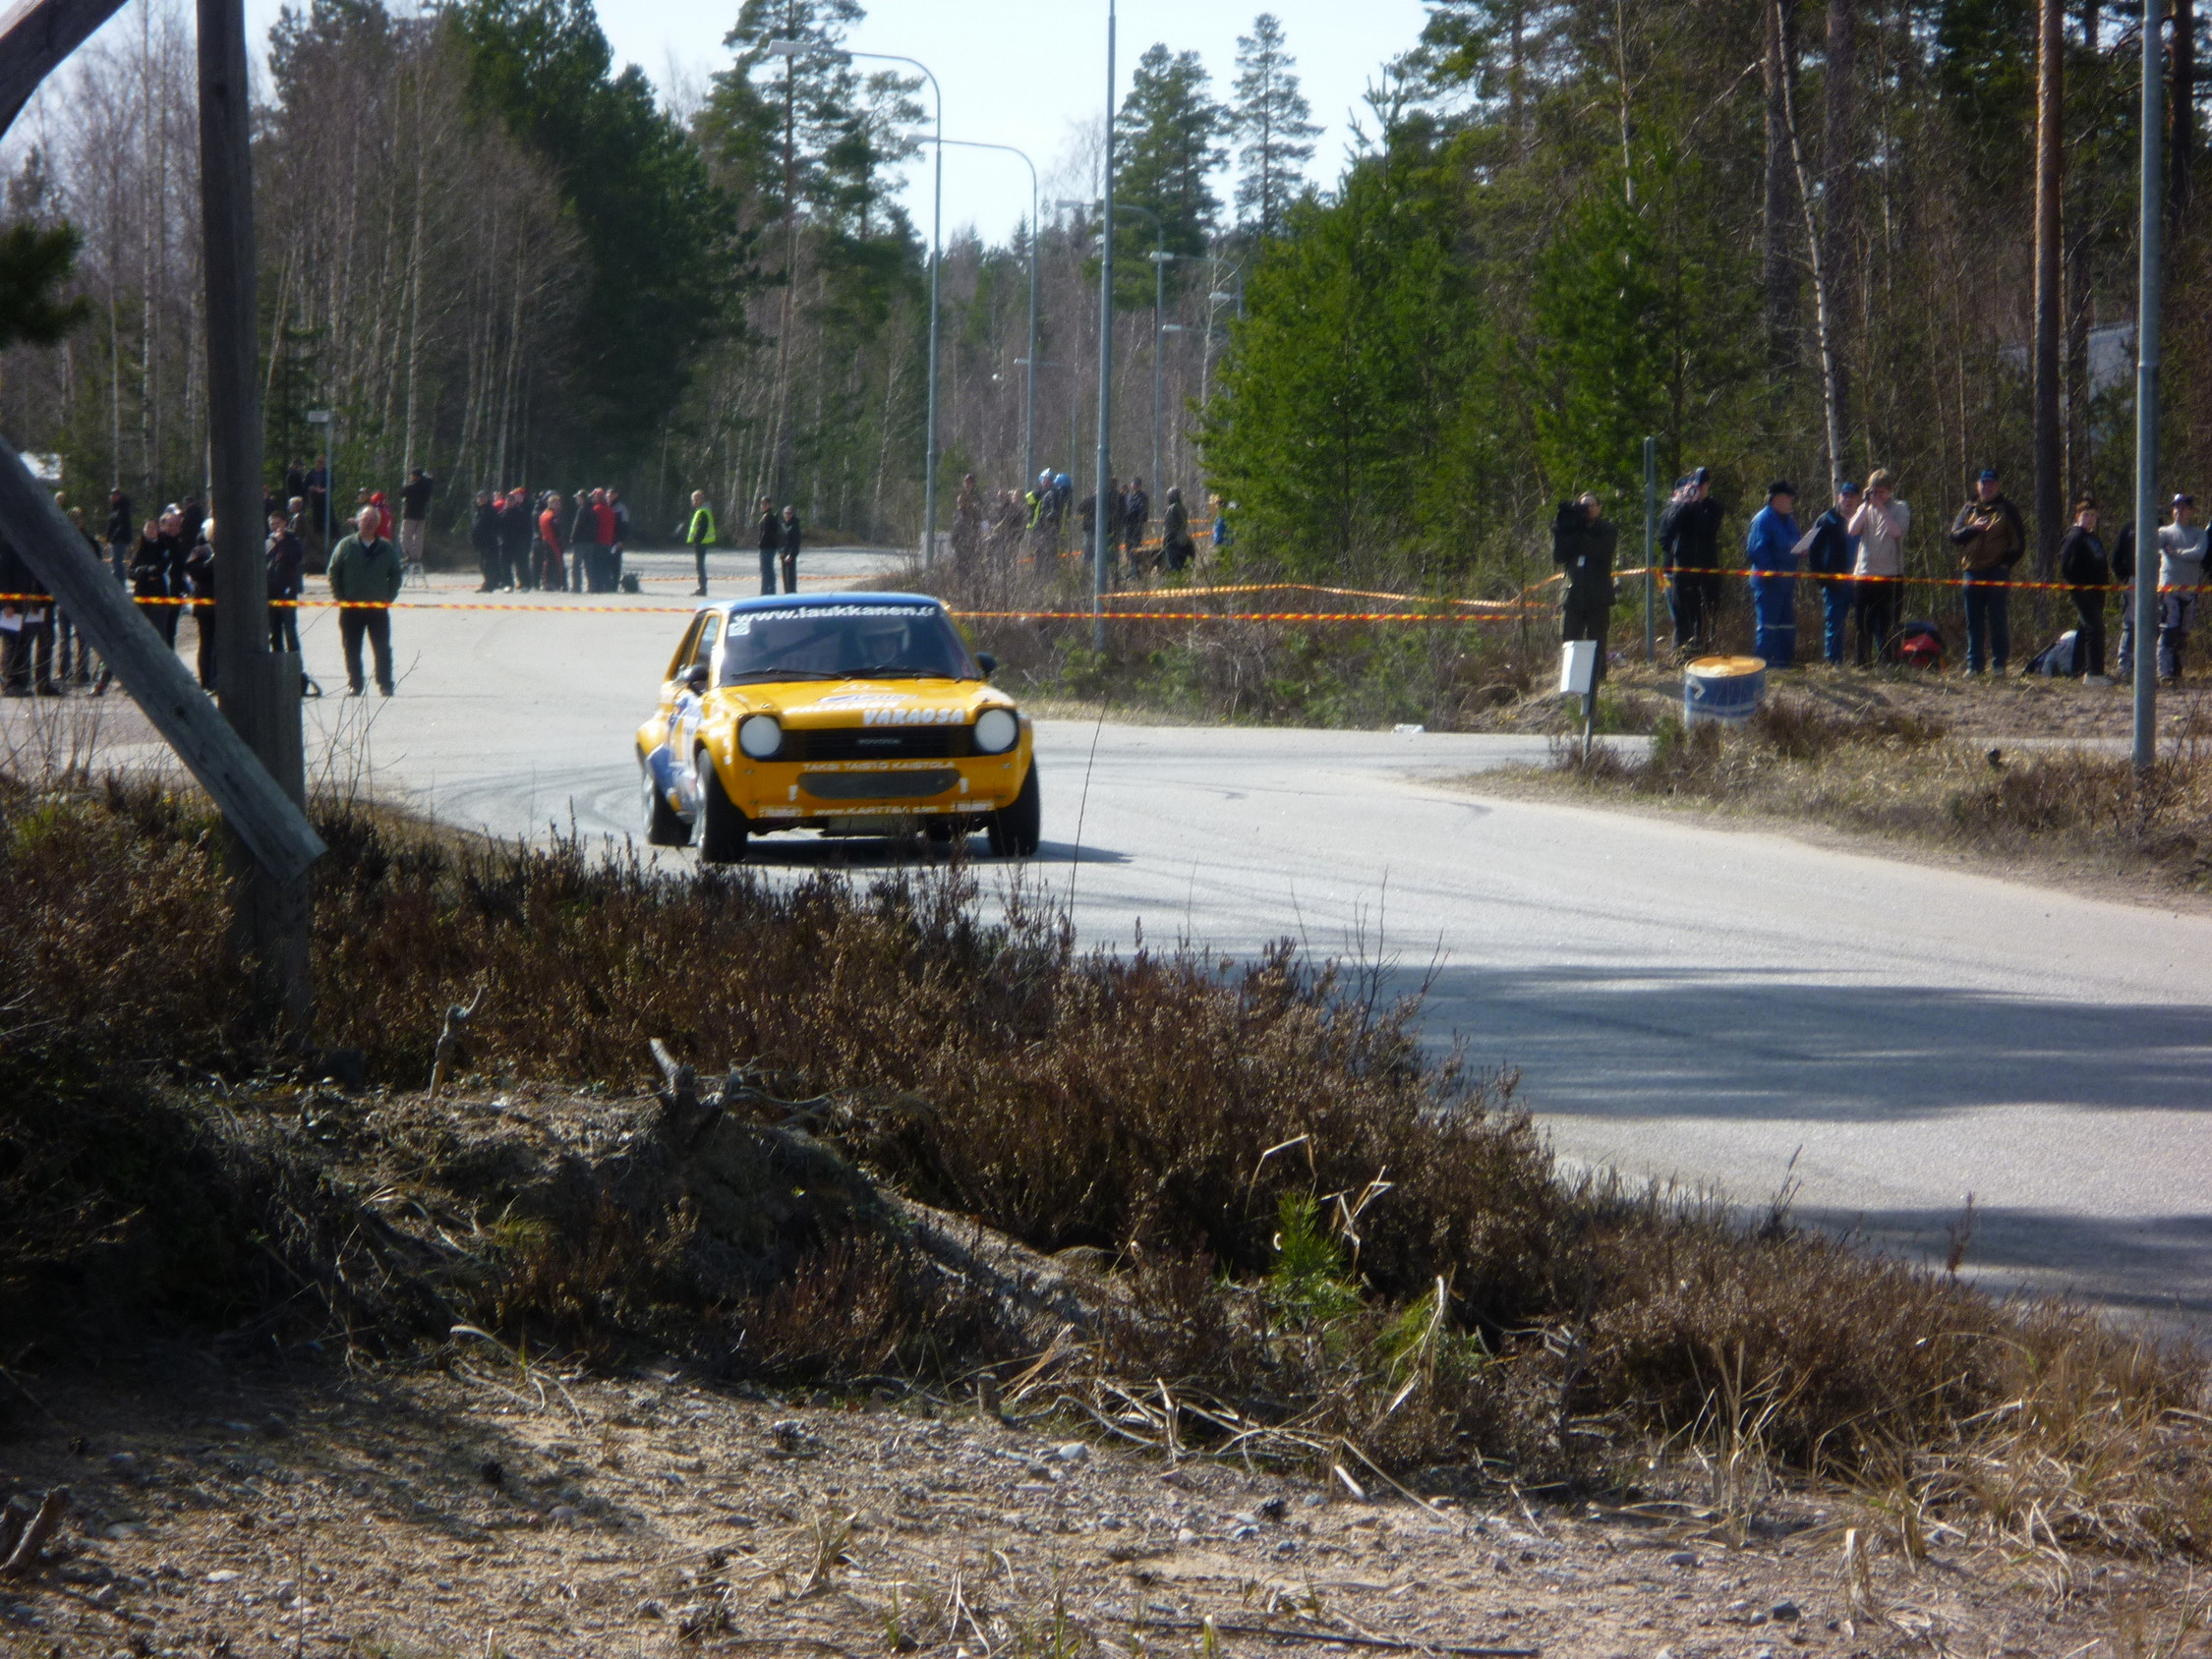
[698,751,750,863]
[641,757,692,847]
[986,762,1040,858]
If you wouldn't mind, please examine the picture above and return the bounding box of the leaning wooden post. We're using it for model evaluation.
[200,0,311,1028]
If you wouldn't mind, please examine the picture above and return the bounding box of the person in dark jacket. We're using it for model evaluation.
[183,518,218,691]
[398,467,436,579]
[498,487,532,590]
[1162,486,1194,572]
[266,512,309,692]
[0,533,55,695]
[754,496,780,596]
[779,504,801,595]
[131,511,188,649]
[1803,482,1862,666]
[2058,499,2110,682]
[567,486,594,594]
[1948,467,2026,674]
[54,505,99,684]
[1122,478,1150,574]
[1657,466,1725,657]
[105,487,135,582]
[470,490,502,592]
[1555,492,1619,691]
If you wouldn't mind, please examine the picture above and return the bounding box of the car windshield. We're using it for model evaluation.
[718,601,977,684]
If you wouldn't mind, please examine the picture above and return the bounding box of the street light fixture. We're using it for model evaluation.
[929,137,1040,495]
[764,38,945,566]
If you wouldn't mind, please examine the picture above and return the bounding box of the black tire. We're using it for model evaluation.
[987,761,1040,858]
[924,818,960,844]
[641,756,692,847]
[698,750,749,863]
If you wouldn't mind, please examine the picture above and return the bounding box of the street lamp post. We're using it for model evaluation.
[929,137,1039,493]
[1068,198,1167,536]
[764,38,943,564]
[1095,5,1116,648]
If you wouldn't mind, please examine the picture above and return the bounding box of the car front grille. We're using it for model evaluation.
[799,768,960,801]
[791,726,966,762]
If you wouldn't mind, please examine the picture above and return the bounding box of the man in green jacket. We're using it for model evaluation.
[327,504,402,696]
[684,490,717,597]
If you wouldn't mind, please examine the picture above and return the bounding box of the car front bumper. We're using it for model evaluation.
[722,750,1029,822]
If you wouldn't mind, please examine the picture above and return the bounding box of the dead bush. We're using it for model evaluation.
[5,769,2209,1556]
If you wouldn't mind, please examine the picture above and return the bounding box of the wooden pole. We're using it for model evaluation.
[0,440,322,883]
[0,0,132,133]
[200,0,312,1028]
[2033,0,2066,578]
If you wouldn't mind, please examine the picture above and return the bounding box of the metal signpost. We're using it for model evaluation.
[1644,436,1657,661]
[1092,1,1117,652]
[2132,0,2163,772]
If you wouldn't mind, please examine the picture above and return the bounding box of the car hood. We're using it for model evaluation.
[715,679,1016,725]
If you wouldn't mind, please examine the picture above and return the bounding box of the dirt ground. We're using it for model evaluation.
[2,1356,2201,1659]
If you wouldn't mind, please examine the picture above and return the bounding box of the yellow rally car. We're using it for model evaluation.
[636,593,1039,863]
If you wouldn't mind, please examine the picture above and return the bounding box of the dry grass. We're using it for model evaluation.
[3,766,2210,1569]
[918,550,1559,730]
[1546,692,2212,889]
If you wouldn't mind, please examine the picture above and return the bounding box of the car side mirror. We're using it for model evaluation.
[684,661,711,691]
[975,652,998,678]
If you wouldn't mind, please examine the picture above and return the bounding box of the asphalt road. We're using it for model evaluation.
[31,549,2212,1323]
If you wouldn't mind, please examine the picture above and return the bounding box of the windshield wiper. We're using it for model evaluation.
[724,668,846,682]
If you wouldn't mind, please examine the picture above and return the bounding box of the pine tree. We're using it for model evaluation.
[1114,43,1226,292]
[1230,15,1318,238]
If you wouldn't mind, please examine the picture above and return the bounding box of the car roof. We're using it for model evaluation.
[713,591,945,614]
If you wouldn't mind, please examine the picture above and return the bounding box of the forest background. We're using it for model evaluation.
[0,0,2201,595]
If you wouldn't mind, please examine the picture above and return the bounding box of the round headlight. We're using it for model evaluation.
[972,707,1019,755]
[737,713,783,760]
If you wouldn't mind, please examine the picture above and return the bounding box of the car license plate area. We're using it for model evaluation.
[822,814,916,836]
[798,768,960,801]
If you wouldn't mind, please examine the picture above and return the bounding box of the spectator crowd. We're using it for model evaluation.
[1546,460,2209,684]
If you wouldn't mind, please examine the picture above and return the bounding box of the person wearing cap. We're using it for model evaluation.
[1553,491,1618,691]
[1744,480,1802,667]
[2152,492,2207,681]
[1846,469,1910,667]
[1948,466,2026,674]
[1803,481,1862,666]
[1658,466,1726,657]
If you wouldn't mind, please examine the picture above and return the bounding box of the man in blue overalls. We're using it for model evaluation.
[1745,480,1802,667]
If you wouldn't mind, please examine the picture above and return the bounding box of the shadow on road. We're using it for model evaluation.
[1420,963,2212,1119]
[1798,1203,2212,1318]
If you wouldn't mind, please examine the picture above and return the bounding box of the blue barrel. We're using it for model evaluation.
[1684,656,1768,724]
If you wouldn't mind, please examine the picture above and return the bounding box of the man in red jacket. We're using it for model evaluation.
[590,488,619,592]
[536,492,566,592]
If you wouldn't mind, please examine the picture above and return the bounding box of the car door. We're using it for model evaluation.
[669,611,722,816]
[655,613,707,748]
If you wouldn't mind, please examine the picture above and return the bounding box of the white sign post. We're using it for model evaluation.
[1560,640,1599,763]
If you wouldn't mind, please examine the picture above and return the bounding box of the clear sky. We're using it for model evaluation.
[229,0,1436,246]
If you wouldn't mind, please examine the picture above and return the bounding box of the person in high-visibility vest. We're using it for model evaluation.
[684,491,717,597]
